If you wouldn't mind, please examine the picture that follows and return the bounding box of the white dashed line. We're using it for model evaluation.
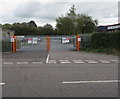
[111,60,118,63]
[32,62,42,64]
[3,59,118,65]
[85,60,98,63]
[99,60,110,63]
[3,62,13,65]
[48,62,57,64]
[60,60,69,61]
[74,62,84,64]
[62,80,120,84]
[48,60,57,63]
[49,60,56,62]
[73,60,84,63]
[17,62,28,64]
[0,83,5,85]
[61,62,71,64]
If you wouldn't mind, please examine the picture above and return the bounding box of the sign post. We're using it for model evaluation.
[76,35,81,51]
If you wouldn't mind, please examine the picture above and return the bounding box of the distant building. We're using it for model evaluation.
[97,23,120,32]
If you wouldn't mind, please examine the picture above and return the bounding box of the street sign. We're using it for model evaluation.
[28,38,32,44]
[32,38,38,44]
[78,38,81,41]
[11,38,15,42]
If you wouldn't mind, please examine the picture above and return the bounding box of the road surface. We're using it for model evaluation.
[1,41,119,98]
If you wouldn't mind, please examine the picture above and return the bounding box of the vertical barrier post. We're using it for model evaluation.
[12,35,17,53]
[46,35,50,52]
[76,35,81,51]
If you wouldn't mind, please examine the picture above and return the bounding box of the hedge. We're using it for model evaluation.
[1,39,12,52]
[91,32,120,50]
[81,34,91,49]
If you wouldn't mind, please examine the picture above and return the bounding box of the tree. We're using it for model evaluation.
[28,20,37,27]
[76,14,97,33]
[56,5,98,35]
[56,17,74,35]
[42,24,55,35]
[2,24,12,29]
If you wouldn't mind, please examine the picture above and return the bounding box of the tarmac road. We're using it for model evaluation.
[1,41,119,97]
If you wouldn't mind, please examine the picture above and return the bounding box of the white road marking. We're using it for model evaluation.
[111,60,118,63]
[61,62,71,64]
[73,60,84,63]
[99,60,110,63]
[49,60,56,61]
[3,62,13,65]
[48,60,57,63]
[60,60,69,61]
[74,62,84,64]
[73,60,83,61]
[85,60,98,63]
[17,62,28,64]
[46,54,50,63]
[0,83,5,85]
[62,80,120,84]
[48,62,57,64]
[32,62,42,64]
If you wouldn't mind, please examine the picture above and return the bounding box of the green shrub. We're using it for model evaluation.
[2,39,11,52]
[91,31,120,50]
[80,34,91,49]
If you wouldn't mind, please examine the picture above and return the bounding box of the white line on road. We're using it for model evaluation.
[48,62,57,64]
[46,54,50,63]
[0,83,5,85]
[49,60,56,61]
[17,62,28,64]
[73,60,83,61]
[62,80,120,84]
[99,60,110,63]
[60,60,69,61]
[3,62,13,65]
[48,60,57,63]
[85,60,98,63]
[61,62,71,64]
[73,60,84,63]
[111,60,118,63]
[74,61,84,64]
[32,62,42,64]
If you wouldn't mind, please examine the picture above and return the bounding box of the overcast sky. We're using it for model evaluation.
[0,0,119,28]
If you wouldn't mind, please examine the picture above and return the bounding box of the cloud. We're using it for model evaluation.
[0,1,119,27]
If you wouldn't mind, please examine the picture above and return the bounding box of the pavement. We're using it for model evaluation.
[1,40,119,97]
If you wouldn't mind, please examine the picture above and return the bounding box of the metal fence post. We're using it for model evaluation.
[76,35,81,51]
[46,35,50,52]
[12,35,17,53]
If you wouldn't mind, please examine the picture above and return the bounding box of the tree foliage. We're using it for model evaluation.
[2,21,55,35]
[56,5,98,35]
[1,5,98,36]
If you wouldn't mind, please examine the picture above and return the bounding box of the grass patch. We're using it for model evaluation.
[81,48,119,55]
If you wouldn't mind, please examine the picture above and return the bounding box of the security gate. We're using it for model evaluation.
[16,36,47,52]
[49,36,76,51]
[13,35,81,52]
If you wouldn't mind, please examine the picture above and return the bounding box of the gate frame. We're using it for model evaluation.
[76,35,81,51]
[11,35,17,53]
[46,35,50,52]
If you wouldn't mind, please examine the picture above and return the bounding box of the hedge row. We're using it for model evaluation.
[1,39,12,52]
[91,32,120,50]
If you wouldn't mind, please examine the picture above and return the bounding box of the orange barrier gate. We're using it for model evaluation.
[11,35,17,53]
[46,35,50,52]
[76,35,81,51]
